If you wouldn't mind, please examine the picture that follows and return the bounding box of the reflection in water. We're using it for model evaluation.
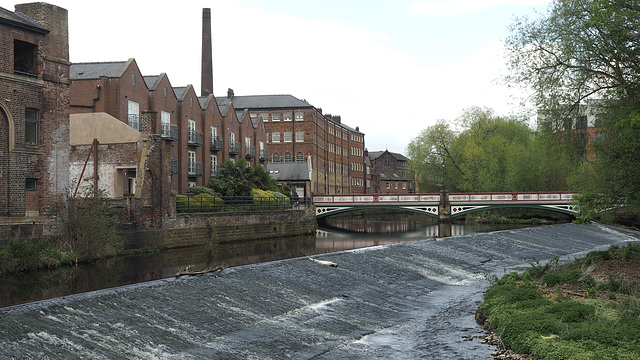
[0,214,534,308]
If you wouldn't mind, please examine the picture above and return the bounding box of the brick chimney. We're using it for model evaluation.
[227,88,234,99]
[201,8,213,97]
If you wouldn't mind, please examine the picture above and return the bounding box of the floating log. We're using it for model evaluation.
[308,257,338,267]
[175,266,224,277]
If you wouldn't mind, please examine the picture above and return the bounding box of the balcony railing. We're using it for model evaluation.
[161,123,178,141]
[187,162,204,177]
[210,136,224,151]
[128,114,140,130]
[259,149,269,161]
[245,146,256,159]
[210,164,220,177]
[188,130,204,147]
[229,141,241,155]
[176,195,311,213]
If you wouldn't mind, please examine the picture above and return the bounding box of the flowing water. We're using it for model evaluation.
[1,221,637,359]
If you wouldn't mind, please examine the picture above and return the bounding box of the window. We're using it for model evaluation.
[272,113,281,122]
[296,152,304,162]
[190,97,193,107]
[386,181,390,189]
[295,131,304,142]
[164,87,168,97]
[273,152,280,162]
[211,126,217,138]
[229,132,236,143]
[261,113,268,122]
[161,111,170,124]
[188,119,196,143]
[188,150,197,174]
[284,131,292,142]
[272,132,280,143]
[128,101,140,130]
[14,40,37,77]
[284,152,292,162]
[131,74,136,85]
[295,112,304,121]
[26,178,37,191]
[284,112,292,121]
[25,108,38,146]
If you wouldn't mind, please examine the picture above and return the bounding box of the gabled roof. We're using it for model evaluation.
[268,162,311,181]
[143,75,161,89]
[368,150,408,162]
[218,94,312,110]
[70,59,135,80]
[0,6,48,34]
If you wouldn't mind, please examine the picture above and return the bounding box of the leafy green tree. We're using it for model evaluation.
[506,0,640,214]
[205,159,278,196]
[407,107,569,193]
[406,120,456,192]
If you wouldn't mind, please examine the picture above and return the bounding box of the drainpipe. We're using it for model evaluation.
[70,84,101,112]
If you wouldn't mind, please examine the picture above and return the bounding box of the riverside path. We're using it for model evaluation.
[0,223,638,359]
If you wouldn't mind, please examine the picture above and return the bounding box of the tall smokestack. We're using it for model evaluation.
[201,8,213,97]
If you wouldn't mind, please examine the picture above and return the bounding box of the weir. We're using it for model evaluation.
[1,224,637,359]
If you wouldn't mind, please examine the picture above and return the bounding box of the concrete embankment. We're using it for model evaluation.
[0,223,637,359]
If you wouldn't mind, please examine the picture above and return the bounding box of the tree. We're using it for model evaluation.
[506,0,640,214]
[206,159,279,197]
[407,107,568,193]
[406,120,456,192]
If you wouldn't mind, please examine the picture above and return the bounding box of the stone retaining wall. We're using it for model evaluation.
[120,209,317,250]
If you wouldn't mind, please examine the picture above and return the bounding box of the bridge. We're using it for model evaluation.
[313,192,579,219]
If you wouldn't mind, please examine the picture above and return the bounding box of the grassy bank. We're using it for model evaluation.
[0,240,76,275]
[465,209,573,225]
[476,243,640,359]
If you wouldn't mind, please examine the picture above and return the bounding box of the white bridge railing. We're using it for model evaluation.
[313,192,578,205]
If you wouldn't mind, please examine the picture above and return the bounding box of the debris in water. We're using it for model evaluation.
[308,257,338,267]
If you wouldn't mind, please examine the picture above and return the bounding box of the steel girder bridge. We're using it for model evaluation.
[313,192,579,219]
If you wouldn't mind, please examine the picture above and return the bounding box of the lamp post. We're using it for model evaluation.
[442,158,445,193]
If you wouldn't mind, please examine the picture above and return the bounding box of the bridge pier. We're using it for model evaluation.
[439,190,451,223]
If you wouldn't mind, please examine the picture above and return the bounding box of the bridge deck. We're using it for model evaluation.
[313,192,579,218]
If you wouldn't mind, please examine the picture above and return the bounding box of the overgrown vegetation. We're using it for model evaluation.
[54,190,122,261]
[465,209,572,225]
[1,190,122,274]
[0,240,75,275]
[477,243,640,359]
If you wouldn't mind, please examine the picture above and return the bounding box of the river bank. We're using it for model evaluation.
[477,236,640,359]
[1,223,637,359]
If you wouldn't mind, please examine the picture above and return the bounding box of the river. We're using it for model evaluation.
[0,220,529,309]
[2,221,637,359]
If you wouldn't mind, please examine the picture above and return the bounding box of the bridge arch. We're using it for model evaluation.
[315,205,440,219]
[449,204,579,219]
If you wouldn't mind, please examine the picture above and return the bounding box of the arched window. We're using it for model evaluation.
[284,152,292,162]
[272,152,280,163]
[296,152,304,162]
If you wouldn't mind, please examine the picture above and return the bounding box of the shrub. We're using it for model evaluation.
[54,192,121,261]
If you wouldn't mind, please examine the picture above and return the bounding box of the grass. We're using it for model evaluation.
[0,240,76,275]
[477,243,640,360]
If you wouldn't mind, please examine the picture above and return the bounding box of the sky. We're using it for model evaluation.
[4,0,552,154]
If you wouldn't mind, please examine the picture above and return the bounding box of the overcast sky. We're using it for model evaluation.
[4,0,552,154]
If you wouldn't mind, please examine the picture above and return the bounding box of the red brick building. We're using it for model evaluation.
[69,61,267,195]
[221,90,366,195]
[368,150,415,194]
[0,3,71,237]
